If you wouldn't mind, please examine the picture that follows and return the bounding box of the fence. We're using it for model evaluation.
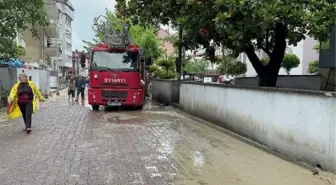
[0,68,59,107]
[234,75,322,90]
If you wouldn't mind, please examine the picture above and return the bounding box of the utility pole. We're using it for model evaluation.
[176,25,183,81]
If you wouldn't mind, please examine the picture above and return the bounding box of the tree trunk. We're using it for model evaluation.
[244,23,287,87]
[258,58,282,87]
[258,70,278,87]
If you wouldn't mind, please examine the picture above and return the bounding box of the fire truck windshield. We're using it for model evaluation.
[91,51,138,71]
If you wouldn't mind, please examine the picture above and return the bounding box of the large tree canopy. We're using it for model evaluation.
[83,8,162,60]
[0,0,49,59]
[126,0,335,86]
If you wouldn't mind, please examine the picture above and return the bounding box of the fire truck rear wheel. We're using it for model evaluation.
[92,105,99,111]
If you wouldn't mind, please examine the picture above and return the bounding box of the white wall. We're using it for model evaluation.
[179,82,336,172]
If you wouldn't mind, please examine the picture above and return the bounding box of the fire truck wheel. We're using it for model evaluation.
[135,104,143,110]
[92,105,99,111]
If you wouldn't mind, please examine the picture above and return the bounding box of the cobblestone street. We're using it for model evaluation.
[0,91,334,185]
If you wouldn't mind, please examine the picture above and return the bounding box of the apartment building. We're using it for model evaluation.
[56,1,75,76]
[20,0,60,69]
[157,28,174,58]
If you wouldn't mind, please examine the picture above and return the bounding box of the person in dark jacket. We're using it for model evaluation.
[75,75,86,103]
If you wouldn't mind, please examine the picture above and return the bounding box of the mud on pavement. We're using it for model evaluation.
[0,91,334,185]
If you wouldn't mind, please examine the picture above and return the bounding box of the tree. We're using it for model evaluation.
[308,60,319,74]
[217,56,247,76]
[129,25,163,60]
[149,59,176,79]
[183,58,208,73]
[82,8,163,60]
[281,54,300,75]
[115,0,127,18]
[216,56,235,74]
[202,45,221,69]
[0,0,49,59]
[156,59,174,73]
[226,61,247,76]
[126,0,335,87]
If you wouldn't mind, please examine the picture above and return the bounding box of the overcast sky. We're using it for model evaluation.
[71,0,115,51]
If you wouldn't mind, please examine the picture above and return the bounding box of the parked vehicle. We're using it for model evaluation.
[217,75,235,85]
[87,21,146,110]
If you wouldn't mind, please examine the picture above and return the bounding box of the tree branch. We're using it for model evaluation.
[270,23,286,68]
[256,39,271,56]
[244,44,264,75]
[265,28,270,52]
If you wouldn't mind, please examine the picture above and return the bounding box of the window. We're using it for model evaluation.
[65,16,71,26]
[91,51,138,71]
[58,10,61,19]
[66,43,71,50]
[65,30,71,38]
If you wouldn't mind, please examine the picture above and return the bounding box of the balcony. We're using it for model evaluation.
[61,3,74,20]
[44,41,61,57]
[44,19,58,38]
[45,0,57,19]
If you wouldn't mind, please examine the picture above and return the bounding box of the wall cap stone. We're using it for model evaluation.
[181,81,336,98]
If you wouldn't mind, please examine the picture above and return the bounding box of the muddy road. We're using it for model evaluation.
[0,91,334,184]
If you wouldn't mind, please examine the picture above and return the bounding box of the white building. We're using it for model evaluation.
[53,1,74,76]
[239,36,319,76]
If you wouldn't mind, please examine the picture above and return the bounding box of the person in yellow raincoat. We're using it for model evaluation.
[7,73,45,133]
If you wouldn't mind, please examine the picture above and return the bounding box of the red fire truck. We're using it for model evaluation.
[87,21,146,110]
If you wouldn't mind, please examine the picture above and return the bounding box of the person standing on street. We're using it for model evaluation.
[7,73,45,134]
[67,76,75,101]
[75,75,86,103]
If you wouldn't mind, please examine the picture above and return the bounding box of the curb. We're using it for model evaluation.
[168,102,320,175]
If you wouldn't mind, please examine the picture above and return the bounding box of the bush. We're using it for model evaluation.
[281,53,300,74]
[308,60,319,74]
[226,61,247,76]
[260,57,270,66]
[149,58,176,79]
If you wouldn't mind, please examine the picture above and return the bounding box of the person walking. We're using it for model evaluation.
[75,75,86,103]
[7,73,45,134]
[67,76,75,101]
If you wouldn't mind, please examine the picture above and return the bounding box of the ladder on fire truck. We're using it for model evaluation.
[93,16,131,48]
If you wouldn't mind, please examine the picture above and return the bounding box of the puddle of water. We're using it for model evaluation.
[171,143,222,185]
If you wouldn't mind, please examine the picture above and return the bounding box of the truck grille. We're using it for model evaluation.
[101,91,127,99]
[100,83,128,87]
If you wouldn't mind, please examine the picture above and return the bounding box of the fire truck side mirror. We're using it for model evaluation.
[144,58,152,70]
